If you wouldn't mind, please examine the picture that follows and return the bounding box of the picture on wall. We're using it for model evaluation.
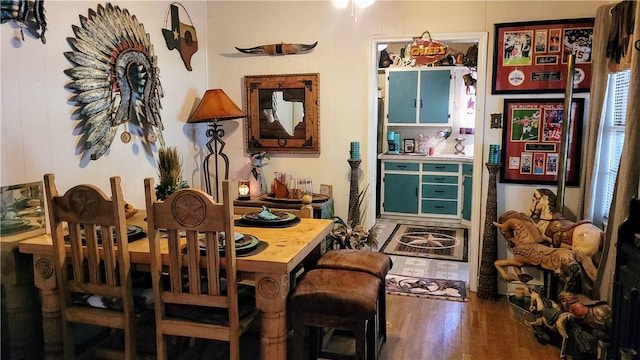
[1,181,46,240]
[492,18,595,94]
[500,98,584,185]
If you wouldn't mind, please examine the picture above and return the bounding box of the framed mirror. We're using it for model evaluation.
[245,73,320,154]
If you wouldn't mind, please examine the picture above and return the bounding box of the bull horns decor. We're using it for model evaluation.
[235,41,318,56]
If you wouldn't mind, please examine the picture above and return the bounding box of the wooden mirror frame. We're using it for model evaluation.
[245,73,320,154]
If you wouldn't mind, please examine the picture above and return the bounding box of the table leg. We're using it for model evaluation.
[255,272,289,360]
[32,254,64,359]
[1,247,43,359]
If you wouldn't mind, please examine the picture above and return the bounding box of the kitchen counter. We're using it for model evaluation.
[378,153,474,163]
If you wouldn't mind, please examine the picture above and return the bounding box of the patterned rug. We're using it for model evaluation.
[385,274,468,302]
[380,224,468,262]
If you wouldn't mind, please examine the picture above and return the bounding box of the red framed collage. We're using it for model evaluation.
[500,98,584,185]
[492,18,595,94]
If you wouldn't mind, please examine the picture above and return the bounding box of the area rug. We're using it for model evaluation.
[385,274,468,302]
[380,224,468,262]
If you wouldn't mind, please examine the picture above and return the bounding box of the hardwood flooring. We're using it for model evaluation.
[377,292,560,360]
[99,291,560,359]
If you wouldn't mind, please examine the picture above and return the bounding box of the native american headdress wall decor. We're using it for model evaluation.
[64,3,164,160]
[1,0,48,43]
[162,2,198,71]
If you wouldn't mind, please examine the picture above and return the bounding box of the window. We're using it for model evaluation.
[596,70,629,225]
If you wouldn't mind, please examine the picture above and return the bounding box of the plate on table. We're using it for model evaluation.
[186,233,260,256]
[239,211,298,226]
[219,231,245,242]
[259,193,329,204]
[219,234,260,256]
[0,219,31,232]
[64,225,145,244]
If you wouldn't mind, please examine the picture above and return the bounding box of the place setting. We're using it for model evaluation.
[235,205,301,228]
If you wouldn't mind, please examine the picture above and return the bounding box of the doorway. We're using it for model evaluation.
[367,33,488,292]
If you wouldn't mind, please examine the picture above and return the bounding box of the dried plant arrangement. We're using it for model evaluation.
[156,147,189,200]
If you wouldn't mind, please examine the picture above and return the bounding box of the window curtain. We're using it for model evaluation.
[580,1,639,302]
[578,4,616,223]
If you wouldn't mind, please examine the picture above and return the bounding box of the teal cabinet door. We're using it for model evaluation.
[462,164,473,221]
[387,71,417,124]
[419,69,451,124]
[383,173,419,214]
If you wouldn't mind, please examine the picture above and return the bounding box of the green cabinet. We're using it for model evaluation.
[386,68,453,125]
[420,162,459,218]
[383,173,419,214]
[381,160,470,220]
[462,164,473,221]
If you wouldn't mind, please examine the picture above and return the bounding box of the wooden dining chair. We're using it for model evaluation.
[44,173,138,359]
[144,178,260,360]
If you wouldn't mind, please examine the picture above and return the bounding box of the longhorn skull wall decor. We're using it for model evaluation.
[64,3,164,160]
[235,41,318,56]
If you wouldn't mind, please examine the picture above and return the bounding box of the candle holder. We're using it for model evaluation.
[237,179,250,200]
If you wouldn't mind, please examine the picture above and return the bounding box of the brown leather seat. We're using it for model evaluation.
[316,250,392,353]
[291,268,380,360]
[316,250,392,280]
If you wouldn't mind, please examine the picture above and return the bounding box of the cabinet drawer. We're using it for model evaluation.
[423,163,459,173]
[421,200,458,215]
[385,162,419,171]
[422,175,458,184]
[422,184,458,199]
[462,164,473,175]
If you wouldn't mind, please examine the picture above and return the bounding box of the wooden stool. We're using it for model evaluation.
[316,250,392,353]
[291,269,380,360]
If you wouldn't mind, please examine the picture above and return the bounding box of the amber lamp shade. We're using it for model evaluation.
[187,89,246,124]
[238,180,250,200]
[187,89,246,201]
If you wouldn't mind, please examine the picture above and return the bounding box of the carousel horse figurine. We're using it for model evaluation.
[493,211,597,293]
[557,291,612,360]
[530,188,604,265]
[528,287,575,359]
[557,291,611,334]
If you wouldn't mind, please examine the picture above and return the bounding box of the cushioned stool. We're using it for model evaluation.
[291,269,381,360]
[316,250,392,352]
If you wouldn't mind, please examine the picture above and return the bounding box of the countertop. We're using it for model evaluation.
[377,153,474,163]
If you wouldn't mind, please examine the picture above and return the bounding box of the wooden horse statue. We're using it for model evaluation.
[493,211,597,293]
[530,188,604,266]
[528,287,574,359]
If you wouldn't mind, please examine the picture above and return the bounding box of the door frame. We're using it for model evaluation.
[367,33,488,292]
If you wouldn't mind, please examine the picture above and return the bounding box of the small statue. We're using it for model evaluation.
[528,287,576,359]
[557,291,611,332]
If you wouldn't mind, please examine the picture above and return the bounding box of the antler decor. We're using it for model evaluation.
[235,41,318,55]
[329,216,380,250]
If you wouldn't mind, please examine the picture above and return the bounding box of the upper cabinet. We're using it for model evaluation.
[385,67,453,125]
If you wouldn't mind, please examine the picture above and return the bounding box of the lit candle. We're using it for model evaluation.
[238,180,250,200]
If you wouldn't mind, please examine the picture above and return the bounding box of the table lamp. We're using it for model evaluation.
[188,89,246,201]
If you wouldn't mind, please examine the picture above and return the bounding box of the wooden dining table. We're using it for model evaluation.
[18,211,333,360]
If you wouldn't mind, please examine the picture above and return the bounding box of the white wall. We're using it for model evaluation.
[1,0,608,293]
[204,0,607,293]
[1,1,208,208]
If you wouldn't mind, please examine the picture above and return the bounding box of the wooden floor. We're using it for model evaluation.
[88,291,561,359]
[377,292,561,360]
